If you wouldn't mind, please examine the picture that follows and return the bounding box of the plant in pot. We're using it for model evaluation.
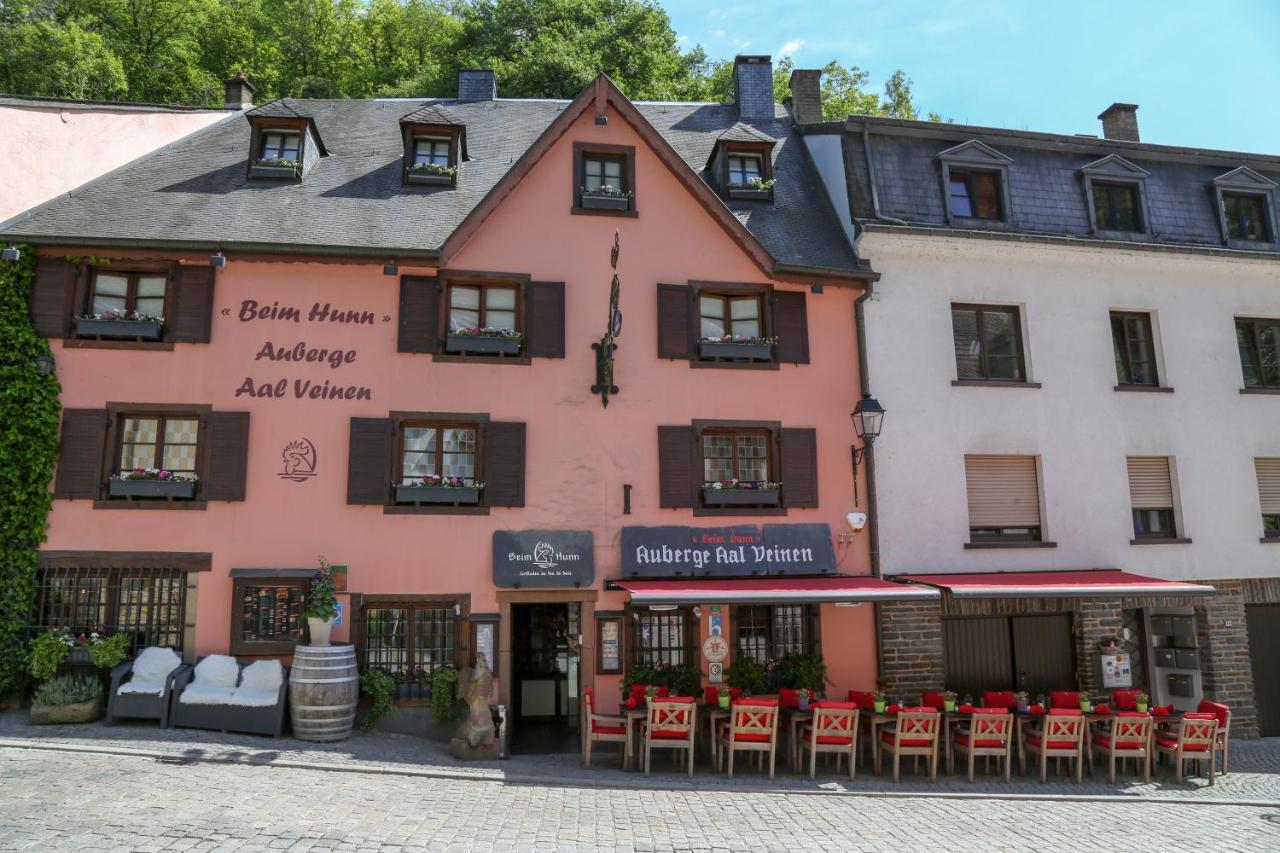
[795,687,815,713]
[30,674,104,725]
[872,688,887,714]
[1135,691,1150,713]
[358,668,399,731]
[304,557,340,646]
[725,657,768,697]
[942,689,958,712]
[717,685,731,710]
[1014,691,1030,713]
[779,653,827,695]
[26,629,128,724]
[1079,693,1094,713]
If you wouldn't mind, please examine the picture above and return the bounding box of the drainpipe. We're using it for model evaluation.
[855,280,885,678]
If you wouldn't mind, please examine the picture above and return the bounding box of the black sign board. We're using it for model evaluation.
[620,524,836,578]
[493,530,595,588]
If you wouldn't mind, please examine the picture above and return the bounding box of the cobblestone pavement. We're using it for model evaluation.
[2,748,1279,852]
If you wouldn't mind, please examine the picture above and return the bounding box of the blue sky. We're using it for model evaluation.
[662,0,1280,154]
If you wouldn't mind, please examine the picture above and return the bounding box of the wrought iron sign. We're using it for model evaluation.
[591,231,622,407]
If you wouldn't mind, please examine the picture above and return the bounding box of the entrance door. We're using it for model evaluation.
[944,613,1076,699]
[510,602,581,753]
[1247,604,1280,736]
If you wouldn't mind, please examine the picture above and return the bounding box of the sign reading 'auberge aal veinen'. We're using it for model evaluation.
[621,524,836,578]
[493,530,595,588]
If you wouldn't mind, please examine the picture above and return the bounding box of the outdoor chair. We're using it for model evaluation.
[921,691,946,710]
[1197,700,1231,775]
[718,698,779,778]
[876,707,939,782]
[642,697,696,777]
[982,691,1016,710]
[1089,711,1152,783]
[1021,708,1085,782]
[1154,712,1218,785]
[170,655,288,738]
[106,646,185,728]
[796,701,859,780]
[581,686,627,769]
[1112,688,1142,711]
[1049,690,1082,710]
[950,708,1012,782]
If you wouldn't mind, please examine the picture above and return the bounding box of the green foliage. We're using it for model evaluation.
[660,663,700,697]
[0,19,128,100]
[621,664,655,695]
[32,674,103,707]
[302,557,339,620]
[724,657,767,695]
[777,654,826,692]
[430,665,463,724]
[88,634,129,670]
[0,245,62,697]
[358,667,398,731]
[27,630,74,682]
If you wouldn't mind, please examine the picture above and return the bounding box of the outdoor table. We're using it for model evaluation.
[781,707,814,772]
[622,707,647,770]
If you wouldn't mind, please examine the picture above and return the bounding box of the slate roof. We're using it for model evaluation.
[399,104,463,126]
[246,99,310,119]
[838,116,1280,254]
[716,122,777,144]
[0,97,861,273]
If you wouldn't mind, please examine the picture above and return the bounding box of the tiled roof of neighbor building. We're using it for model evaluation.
[0,93,233,113]
[0,97,862,274]
[838,115,1280,255]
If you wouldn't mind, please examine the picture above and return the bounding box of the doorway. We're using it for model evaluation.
[510,602,581,753]
[943,613,1076,699]
[1247,604,1280,736]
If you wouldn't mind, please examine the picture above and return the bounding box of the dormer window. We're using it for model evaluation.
[245,100,326,182]
[936,140,1013,226]
[1092,181,1143,232]
[728,154,762,186]
[573,142,635,215]
[259,131,300,165]
[708,125,777,202]
[1224,194,1271,242]
[400,104,465,188]
[948,169,1003,220]
[1210,167,1278,247]
[1079,154,1152,237]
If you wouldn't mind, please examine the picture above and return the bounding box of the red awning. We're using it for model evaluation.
[894,570,1213,599]
[612,575,940,605]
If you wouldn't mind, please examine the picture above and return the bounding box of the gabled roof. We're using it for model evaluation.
[935,139,1012,165]
[1211,165,1277,189]
[716,122,777,144]
[1078,153,1150,178]
[246,98,328,155]
[400,105,468,160]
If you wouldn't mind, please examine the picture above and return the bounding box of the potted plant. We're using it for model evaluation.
[1015,691,1030,713]
[579,184,632,211]
[942,690,958,712]
[1135,691,1150,713]
[717,685,731,709]
[727,177,775,200]
[445,326,522,356]
[29,674,105,725]
[698,334,776,362]
[251,156,302,180]
[304,557,340,646]
[796,688,814,713]
[1079,694,1094,713]
[407,162,457,186]
[702,479,782,507]
[75,309,163,341]
[873,688,887,715]
[108,467,198,499]
[725,657,768,697]
[395,475,483,505]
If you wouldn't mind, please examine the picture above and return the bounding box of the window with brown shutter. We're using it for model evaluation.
[28,257,77,338]
[658,281,807,370]
[659,420,798,516]
[1126,456,1178,539]
[779,427,818,508]
[523,281,565,358]
[656,284,692,360]
[168,265,215,344]
[1255,458,1280,539]
[964,455,1043,543]
[398,272,562,363]
[347,417,393,506]
[203,411,251,501]
[54,409,109,499]
[657,426,697,508]
[398,276,440,353]
[771,291,810,364]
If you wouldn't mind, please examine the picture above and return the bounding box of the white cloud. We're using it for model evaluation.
[777,38,806,57]
[710,28,726,37]
[677,34,689,44]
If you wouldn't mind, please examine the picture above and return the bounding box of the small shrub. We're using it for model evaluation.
[358,668,398,732]
[88,634,129,670]
[28,630,73,681]
[32,674,102,707]
[430,666,463,724]
[725,657,768,695]
[303,557,339,621]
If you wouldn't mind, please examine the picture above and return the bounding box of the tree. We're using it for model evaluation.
[0,19,127,100]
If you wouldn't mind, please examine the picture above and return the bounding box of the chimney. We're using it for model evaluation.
[1098,103,1139,142]
[733,55,775,120]
[223,73,255,110]
[788,68,822,125]
[458,70,496,102]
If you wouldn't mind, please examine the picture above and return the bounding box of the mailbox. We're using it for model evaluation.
[1175,649,1200,670]
[1154,648,1176,668]
[1167,673,1194,698]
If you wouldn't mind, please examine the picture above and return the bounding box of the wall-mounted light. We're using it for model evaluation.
[649,604,678,612]
[692,606,702,618]
[833,601,863,608]
[210,252,226,268]
[594,115,608,126]
[383,260,398,276]
[34,353,55,377]
[1,246,20,261]
[850,394,886,504]
[453,602,461,617]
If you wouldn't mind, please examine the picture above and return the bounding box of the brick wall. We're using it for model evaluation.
[1072,599,1123,697]
[877,600,945,697]
[1197,579,1259,739]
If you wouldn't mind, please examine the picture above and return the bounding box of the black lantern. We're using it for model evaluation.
[1,246,20,262]
[35,353,55,377]
[383,260,398,276]
[851,394,885,445]
[210,251,226,268]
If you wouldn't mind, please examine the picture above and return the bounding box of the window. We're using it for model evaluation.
[952,304,1026,382]
[88,271,166,318]
[31,565,188,656]
[949,170,1003,220]
[230,570,314,655]
[1256,459,1280,539]
[398,423,478,486]
[413,137,451,168]
[258,131,300,163]
[447,283,518,333]
[634,607,692,667]
[117,415,199,476]
[703,430,771,484]
[362,602,458,679]
[1092,181,1143,232]
[964,455,1043,543]
[1127,456,1178,541]
[573,143,634,214]
[728,154,763,187]
[583,154,625,193]
[1111,311,1159,386]
[700,293,763,339]
[1237,318,1280,389]
[733,604,813,665]
[1223,193,1272,241]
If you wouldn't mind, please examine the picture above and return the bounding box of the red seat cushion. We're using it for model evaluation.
[1049,691,1082,709]
[1113,689,1141,711]
[704,687,720,706]
[848,690,875,711]
[1196,701,1230,727]
[799,725,853,745]
[1092,734,1144,750]
[813,700,859,711]
[591,722,625,735]
[1156,735,1209,752]
[724,731,771,743]
[882,732,932,748]
[1025,735,1078,750]
[734,697,779,707]
[654,696,695,704]
[982,691,1016,710]
[921,692,946,709]
[972,707,1009,716]
[954,732,1005,749]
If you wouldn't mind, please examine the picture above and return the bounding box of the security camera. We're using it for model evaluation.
[846,511,867,532]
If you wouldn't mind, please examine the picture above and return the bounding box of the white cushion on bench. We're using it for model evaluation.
[118,647,181,696]
[178,683,236,705]
[229,660,284,707]
[191,654,240,689]
[229,688,281,707]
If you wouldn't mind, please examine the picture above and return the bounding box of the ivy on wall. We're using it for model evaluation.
[0,245,62,696]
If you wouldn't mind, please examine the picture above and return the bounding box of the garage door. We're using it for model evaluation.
[944,614,1076,699]
[1247,604,1280,737]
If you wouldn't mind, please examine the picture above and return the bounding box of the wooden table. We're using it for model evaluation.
[622,707,646,770]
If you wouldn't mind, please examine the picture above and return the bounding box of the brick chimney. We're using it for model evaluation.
[458,70,496,102]
[223,73,255,110]
[734,55,775,120]
[788,68,822,125]
[1098,103,1140,142]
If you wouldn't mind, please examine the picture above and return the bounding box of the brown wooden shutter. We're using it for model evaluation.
[1257,458,1280,515]
[398,275,440,353]
[771,290,810,364]
[347,417,393,505]
[1127,457,1174,509]
[484,421,526,507]
[524,281,565,358]
[656,283,691,359]
[964,455,1041,527]
[203,411,250,501]
[170,265,215,343]
[53,409,108,499]
[779,427,818,508]
[28,257,77,338]
[657,426,697,508]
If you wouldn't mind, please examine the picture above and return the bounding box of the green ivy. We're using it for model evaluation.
[358,668,398,732]
[430,665,463,725]
[0,244,62,697]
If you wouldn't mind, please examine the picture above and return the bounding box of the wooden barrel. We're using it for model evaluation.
[289,643,359,742]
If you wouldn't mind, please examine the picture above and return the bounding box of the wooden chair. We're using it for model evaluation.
[642,697,697,777]
[1021,709,1085,782]
[1197,700,1231,775]
[580,687,627,769]
[1154,712,1218,785]
[718,699,779,778]
[1089,711,1152,783]
[1111,689,1142,711]
[796,701,859,780]
[876,707,940,782]
[950,708,1012,782]
[982,691,1016,710]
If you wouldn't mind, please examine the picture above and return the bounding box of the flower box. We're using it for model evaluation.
[108,479,196,499]
[446,334,521,355]
[702,486,780,506]
[30,696,103,725]
[395,485,480,505]
[580,192,631,211]
[250,163,301,181]
[727,187,772,201]
[407,171,455,186]
[698,340,774,361]
[75,318,163,341]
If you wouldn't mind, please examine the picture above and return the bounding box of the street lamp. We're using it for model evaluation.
[850,394,885,505]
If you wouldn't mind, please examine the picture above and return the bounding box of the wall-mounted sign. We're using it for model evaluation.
[278,437,318,482]
[710,612,722,637]
[702,635,729,663]
[1101,653,1133,688]
[493,530,595,587]
[621,524,836,578]
[333,601,344,627]
[708,662,723,684]
[598,618,621,674]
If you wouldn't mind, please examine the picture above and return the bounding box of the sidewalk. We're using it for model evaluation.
[2,711,1277,805]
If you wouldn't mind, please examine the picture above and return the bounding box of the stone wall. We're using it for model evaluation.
[1199,580,1260,739]
[876,600,944,697]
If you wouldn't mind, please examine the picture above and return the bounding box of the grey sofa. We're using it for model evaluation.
[105,646,187,728]
[169,655,289,738]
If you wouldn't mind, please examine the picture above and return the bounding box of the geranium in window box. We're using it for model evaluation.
[580,185,632,211]
[395,476,483,505]
[250,157,302,180]
[727,178,774,200]
[76,310,164,341]
[698,335,776,362]
[108,468,197,499]
[702,479,781,506]
[407,162,456,186]
[445,327,522,355]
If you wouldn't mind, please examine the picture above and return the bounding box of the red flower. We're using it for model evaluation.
[957,703,974,714]
[1095,704,1112,715]
[1028,704,1045,714]
[625,697,637,709]
[886,703,900,714]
